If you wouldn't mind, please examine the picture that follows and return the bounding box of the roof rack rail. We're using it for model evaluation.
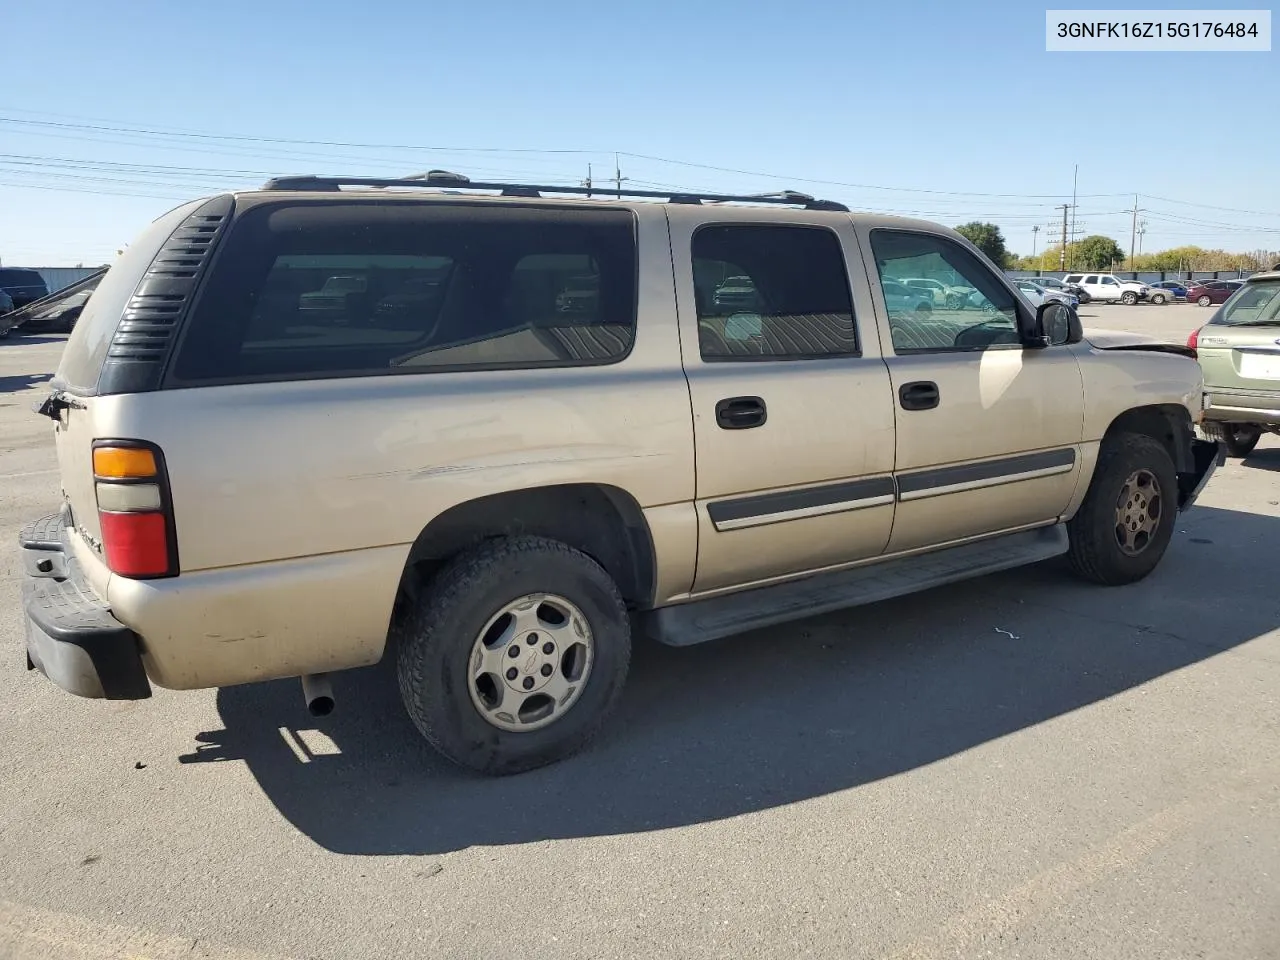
[259,173,850,212]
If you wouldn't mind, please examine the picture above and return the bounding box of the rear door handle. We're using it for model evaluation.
[715,396,767,430]
[898,381,940,411]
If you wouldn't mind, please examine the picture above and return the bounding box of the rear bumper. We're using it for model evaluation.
[18,515,151,700]
[1202,389,1280,427]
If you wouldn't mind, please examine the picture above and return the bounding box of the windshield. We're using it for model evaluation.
[1211,280,1280,326]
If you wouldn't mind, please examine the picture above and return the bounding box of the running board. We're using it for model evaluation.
[644,524,1068,647]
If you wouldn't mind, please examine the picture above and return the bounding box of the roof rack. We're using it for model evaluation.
[259,171,850,212]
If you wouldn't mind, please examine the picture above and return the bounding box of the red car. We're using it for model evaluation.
[1187,279,1243,307]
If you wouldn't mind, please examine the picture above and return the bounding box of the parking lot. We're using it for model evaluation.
[1,303,1277,959]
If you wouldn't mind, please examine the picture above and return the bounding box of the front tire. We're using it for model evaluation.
[1067,433,1178,585]
[1121,291,1138,305]
[1198,295,1212,307]
[1150,293,1167,305]
[1077,291,1091,304]
[394,536,631,775]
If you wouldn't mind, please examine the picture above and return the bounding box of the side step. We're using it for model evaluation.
[644,524,1068,647]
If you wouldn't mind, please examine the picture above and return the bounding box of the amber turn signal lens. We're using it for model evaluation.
[93,446,157,479]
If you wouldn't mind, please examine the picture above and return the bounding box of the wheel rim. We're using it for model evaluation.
[466,592,594,733]
[1114,468,1163,556]
[1198,296,1211,306]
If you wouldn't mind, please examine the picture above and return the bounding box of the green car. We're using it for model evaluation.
[1191,270,1280,456]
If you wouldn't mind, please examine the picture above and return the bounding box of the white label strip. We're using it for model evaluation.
[1046,10,1271,50]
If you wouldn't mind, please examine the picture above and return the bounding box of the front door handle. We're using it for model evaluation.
[899,381,940,411]
[715,396,767,430]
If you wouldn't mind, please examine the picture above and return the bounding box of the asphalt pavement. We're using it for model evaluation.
[1,306,1277,959]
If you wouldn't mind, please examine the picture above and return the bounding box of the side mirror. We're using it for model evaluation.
[1027,301,1082,348]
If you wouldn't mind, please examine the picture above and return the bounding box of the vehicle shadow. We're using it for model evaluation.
[1242,445,1280,473]
[183,505,1279,855]
[0,372,52,392]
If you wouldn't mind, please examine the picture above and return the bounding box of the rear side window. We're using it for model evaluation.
[169,202,637,384]
[56,200,206,394]
[692,224,858,361]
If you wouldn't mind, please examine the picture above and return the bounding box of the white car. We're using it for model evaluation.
[901,277,972,309]
[1013,279,1078,308]
[1062,273,1150,305]
[881,278,934,316]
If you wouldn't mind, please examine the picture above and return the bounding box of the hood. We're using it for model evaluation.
[1085,327,1196,359]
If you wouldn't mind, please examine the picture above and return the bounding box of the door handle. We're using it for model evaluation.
[899,381,940,411]
[715,396,767,430]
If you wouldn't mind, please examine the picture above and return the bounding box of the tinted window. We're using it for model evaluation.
[692,225,857,361]
[871,230,1019,353]
[170,202,637,384]
[1084,275,1098,284]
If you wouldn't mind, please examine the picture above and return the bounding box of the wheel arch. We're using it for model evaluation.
[395,483,658,615]
[1104,404,1195,475]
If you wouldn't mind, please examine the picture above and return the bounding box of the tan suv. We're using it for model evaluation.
[19,174,1223,774]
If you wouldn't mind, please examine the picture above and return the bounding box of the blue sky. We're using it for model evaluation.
[1,0,1277,266]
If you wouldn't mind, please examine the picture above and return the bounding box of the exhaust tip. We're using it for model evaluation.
[300,673,335,717]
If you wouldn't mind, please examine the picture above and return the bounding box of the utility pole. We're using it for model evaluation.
[1057,204,1070,271]
[1070,164,1078,262]
[613,153,627,199]
[582,163,593,197]
[1137,219,1147,256]
[1032,225,1040,260]
[1129,194,1140,271]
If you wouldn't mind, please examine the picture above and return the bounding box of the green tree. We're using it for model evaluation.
[1071,235,1126,270]
[955,222,1010,267]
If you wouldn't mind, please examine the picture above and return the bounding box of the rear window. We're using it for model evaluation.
[168,201,637,384]
[1210,280,1280,326]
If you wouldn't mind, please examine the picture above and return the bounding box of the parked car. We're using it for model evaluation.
[0,268,50,309]
[0,287,16,338]
[1187,279,1244,307]
[1189,270,1280,456]
[881,278,934,316]
[18,174,1220,775]
[1029,276,1085,299]
[1150,280,1188,301]
[5,268,107,334]
[1062,273,1151,305]
[1013,279,1079,308]
[901,277,971,309]
[711,275,761,312]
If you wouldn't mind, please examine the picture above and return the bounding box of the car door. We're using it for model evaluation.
[668,207,898,594]
[1098,276,1123,300]
[857,226,1085,553]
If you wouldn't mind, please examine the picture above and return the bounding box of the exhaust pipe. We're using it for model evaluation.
[300,673,335,717]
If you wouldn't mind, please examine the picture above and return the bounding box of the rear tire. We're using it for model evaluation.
[394,535,631,775]
[1067,433,1178,586]
[1150,293,1167,305]
[1221,424,1262,458]
[1198,295,1212,307]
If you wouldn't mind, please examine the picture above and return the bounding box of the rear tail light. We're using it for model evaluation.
[1186,328,1200,350]
[92,441,178,578]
